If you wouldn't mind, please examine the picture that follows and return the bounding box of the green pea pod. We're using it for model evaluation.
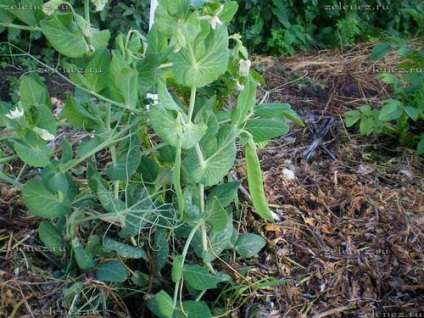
[245,139,274,222]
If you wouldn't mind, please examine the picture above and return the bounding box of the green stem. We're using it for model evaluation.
[0,170,23,189]
[0,22,41,32]
[84,0,90,26]
[186,86,197,124]
[172,139,184,217]
[173,221,203,307]
[105,102,120,199]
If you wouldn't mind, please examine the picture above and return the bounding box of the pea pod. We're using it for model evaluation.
[245,139,274,222]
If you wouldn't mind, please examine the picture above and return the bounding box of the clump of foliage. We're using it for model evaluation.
[344,3,424,154]
[232,0,417,55]
[0,0,304,316]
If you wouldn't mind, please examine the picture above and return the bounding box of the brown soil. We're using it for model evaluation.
[1,43,423,318]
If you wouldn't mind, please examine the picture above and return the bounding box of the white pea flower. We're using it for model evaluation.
[281,168,295,181]
[91,0,108,12]
[34,127,55,141]
[6,107,24,119]
[236,80,245,92]
[210,16,222,30]
[239,59,251,77]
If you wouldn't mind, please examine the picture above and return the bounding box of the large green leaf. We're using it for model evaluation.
[107,51,138,107]
[193,215,233,262]
[38,222,65,257]
[7,0,43,27]
[40,15,88,58]
[255,103,304,126]
[205,198,228,231]
[40,15,110,58]
[19,74,50,108]
[95,261,127,282]
[235,233,266,258]
[173,24,229,87]
[183,126,237,186]
[378,99,403,121]
[103,237,146,259]
[147,290,174,318]
[245,118,289,142]
[175,301,212,318]
[14,138,53,167]
[72,238,96,271]
[22,179,71,219]
[206,182,240,208]
[105,135,141,180]
[183,265,230,290]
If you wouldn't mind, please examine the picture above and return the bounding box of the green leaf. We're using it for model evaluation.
[417,137,424,155]
[173,24,229,87]
[38,222,64,257]
[103,237,146,259]
[219,1,239,23]
[147,290,174,318]
[175,301,212,318]
[404,106,419,121]
[139,157,160,183]
[22,179,71,219]
[108,51,138,107]
[149,104,180,147]
[231,78,256,124]
[235,233,266,258]
[205,198,228,231]
[13,138,53,168]
[206,182,240,208]
[193,216,233,262]
[344,110,361,127]
[95,261,127,282]
[19,74,50,107]
[61,94,103,131]
[255,103,304,126]
[183,265,230,290]
[72,238,96,271]
[359,116,374,135]
[157,79,182,111]
[154,229,169,272]
[40,15,88,58]
[183,126,237,186]
[105,135,141,180]
[379,99,403,121]
[172,255,184,283]
[245,118,289,142]
[370,43,392,60]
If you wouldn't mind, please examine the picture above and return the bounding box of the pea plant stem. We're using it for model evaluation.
[173,221,203,307]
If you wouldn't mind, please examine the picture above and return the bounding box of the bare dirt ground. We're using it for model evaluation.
[1,43,423,318]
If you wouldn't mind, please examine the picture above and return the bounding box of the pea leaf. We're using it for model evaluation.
[245,118,289,142]
[147,290,174,318]
[173,24,229,87]
[235,233,266,258]
[103,237,146,259]
[19,74,50,107]
[175,301,212,318]
[38,222,65,257]
[183,126,237,186]
[370,43,392,60]
[95,261,127,282]
[105,135,141,180]
[206,182,240,208]
[22,178,71,219]
[183,265,230,290]
[378,99,403,121]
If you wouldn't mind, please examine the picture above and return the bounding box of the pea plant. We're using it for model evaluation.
[0,0,303,316]
[344,3,424,154]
